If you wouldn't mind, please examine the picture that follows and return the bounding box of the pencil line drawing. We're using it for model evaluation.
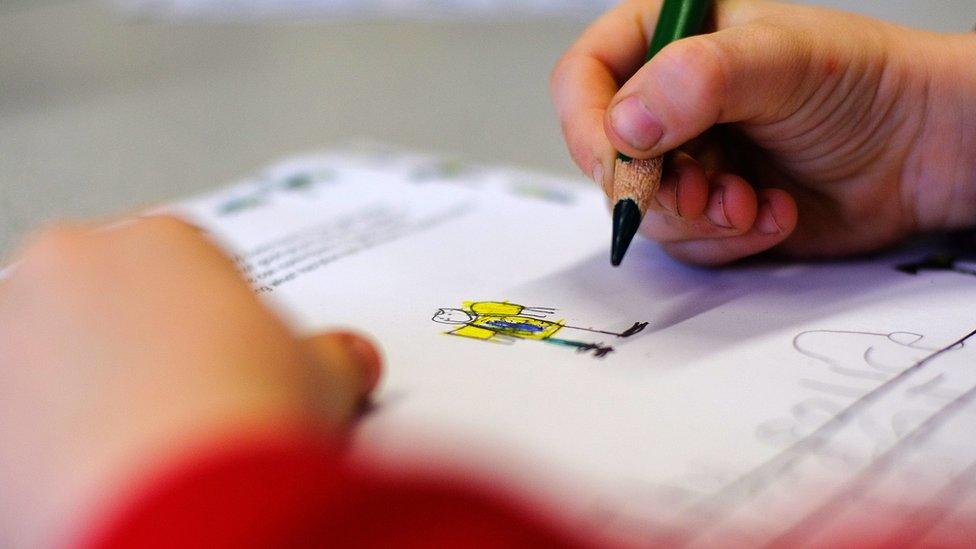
[432,301,647,358]
[668,326,976,548]
[793,330,942,378]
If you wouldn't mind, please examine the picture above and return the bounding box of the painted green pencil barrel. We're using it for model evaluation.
[617,0,712,164]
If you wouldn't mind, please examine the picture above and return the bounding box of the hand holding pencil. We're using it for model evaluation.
[551,0,976,266]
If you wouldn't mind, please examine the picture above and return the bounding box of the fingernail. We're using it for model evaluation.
[591,163,605,188]
[705,186,733,228]
[610,96,664,151]
[656,170,680,217]
[756,200,783,235]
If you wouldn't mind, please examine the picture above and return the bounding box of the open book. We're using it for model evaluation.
[171,145,976,546]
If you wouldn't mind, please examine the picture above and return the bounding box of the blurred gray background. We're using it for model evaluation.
[1,0,973,255]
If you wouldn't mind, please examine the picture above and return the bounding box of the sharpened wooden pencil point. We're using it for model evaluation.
[610,157,663,266]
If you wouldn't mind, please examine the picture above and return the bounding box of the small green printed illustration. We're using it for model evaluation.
[432,301,647,358]
[218,169,338,216]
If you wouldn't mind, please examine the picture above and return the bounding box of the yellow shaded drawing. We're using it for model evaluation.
[465,301,525,316]
[431,300,647,358]
[442,301,563,341]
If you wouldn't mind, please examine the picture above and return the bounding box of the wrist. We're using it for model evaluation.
[959,32,976,215]
[903,31,976,232]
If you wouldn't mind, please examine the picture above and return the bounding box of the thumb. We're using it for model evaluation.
[605,22,816,158]
[301,331,383,424]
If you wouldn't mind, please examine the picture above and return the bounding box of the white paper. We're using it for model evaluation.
[171,146,976,546]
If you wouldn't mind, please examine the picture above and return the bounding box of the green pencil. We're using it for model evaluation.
[610,0,713,266]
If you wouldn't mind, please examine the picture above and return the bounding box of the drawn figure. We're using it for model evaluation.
[432,301,647,358]
[791,330,965,406]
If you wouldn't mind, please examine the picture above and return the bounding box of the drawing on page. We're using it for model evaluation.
[218,169,338,215]
[794,330,940,379]
[757,330,965,453]
[683,328,976,549]
[409,158,477,184]
[432,301,647,358]
[509,180,575,204]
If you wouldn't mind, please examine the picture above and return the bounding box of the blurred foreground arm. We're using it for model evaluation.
[0,217,381,547]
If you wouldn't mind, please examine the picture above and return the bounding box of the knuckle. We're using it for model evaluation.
[136,215,231,266]
[746,19,800,55]
[135,215,198,239]
[566,118,593,156]
[550,53,602,106]
[123,215,211,254]
[134,216,227,267]
[549,53,577,94]
[662,37,730,108]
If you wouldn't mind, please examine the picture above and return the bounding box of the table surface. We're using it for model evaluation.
[1,0,972,256]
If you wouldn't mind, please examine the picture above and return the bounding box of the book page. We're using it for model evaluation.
[171,146,976,546]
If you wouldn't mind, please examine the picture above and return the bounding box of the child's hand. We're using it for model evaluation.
[0,217,382,547]
[551,0,976,265]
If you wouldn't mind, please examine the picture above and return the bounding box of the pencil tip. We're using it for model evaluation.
[611,199,642,267]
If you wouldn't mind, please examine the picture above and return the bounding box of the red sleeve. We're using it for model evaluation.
[83,432,591,549]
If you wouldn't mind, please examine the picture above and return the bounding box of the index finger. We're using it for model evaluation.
[550,0,662,193]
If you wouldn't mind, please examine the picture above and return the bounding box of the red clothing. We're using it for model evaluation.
[85,434,589,549]
[83,433,976,549]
